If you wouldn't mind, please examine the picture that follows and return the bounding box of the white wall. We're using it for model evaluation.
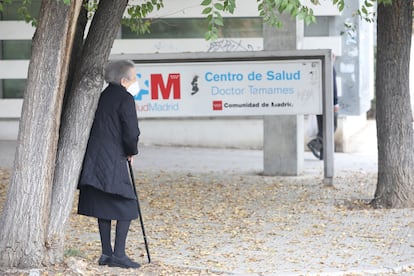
[139,118,263,149]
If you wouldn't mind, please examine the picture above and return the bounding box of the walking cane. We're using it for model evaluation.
[128,160,151,263]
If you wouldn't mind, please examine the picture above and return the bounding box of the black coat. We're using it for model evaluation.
[78,83,140,200]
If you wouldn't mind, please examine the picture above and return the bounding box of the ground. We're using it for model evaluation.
[1,167,414,275]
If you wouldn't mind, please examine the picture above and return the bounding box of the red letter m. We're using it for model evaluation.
[151,73,181,100]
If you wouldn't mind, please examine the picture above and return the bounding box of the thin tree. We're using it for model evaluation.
[371,0,414,208]
[0,0,83,267]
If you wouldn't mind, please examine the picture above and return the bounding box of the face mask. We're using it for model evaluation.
[126,81,140,97]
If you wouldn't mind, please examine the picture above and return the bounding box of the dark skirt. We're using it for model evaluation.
[78,186,138,220]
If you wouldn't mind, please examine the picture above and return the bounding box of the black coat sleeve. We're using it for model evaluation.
[119,96,140,156]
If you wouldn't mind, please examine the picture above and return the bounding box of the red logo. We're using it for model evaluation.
[213,101,223,110]
[151,73,181,100]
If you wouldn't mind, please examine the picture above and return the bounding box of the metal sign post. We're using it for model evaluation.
[322,51,334,185]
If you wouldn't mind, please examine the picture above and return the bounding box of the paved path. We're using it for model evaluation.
[0,120,378,177]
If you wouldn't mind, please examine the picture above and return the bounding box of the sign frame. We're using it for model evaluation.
[111,49,334,184]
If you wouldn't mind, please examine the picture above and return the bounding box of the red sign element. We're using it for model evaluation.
[151,73,181,100]
[213,100,223,110]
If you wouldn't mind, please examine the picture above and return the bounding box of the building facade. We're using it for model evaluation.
[0,0,375,151]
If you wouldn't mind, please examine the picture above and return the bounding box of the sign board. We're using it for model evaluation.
[115,50,333,183]
[133,59,322,117]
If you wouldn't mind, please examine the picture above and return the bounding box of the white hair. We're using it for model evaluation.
[104,60,135,84]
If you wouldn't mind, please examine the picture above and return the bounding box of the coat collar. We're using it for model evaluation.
[108,82,128,93]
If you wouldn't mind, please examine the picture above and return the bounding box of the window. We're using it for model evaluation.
[304,17,330,37]
[1,40,32,60]
[122,17,263,39]
[0,0,41,20]
[1,79,26,98]
[1,1,39,98]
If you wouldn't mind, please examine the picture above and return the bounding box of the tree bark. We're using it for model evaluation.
[43,2,88,264]
[372,0,414,208]
[45,0,129,264]
[0,0,83,268]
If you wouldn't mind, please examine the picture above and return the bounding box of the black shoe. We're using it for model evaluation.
[307,138,322,160]
[98,254,112,266]
[110,255,140,269]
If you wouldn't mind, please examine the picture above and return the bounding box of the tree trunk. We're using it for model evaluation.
[372,0,414,208]
[43,3,88,264]
[62,1,89,113]
[0,0,83,268]
[45,0,129,264]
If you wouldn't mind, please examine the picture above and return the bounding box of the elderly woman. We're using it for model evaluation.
[77,60,141,268]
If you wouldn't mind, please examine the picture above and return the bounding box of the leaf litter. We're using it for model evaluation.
[1,168,414,275]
